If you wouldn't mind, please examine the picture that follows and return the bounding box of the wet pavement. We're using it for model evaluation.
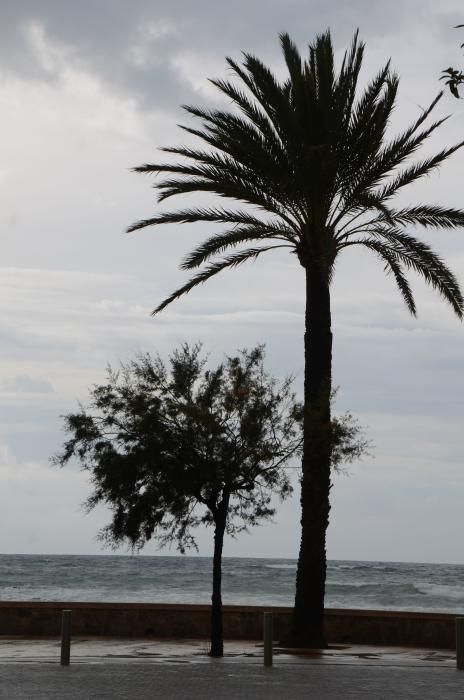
[0,638,463,699]
[0,637,458,666]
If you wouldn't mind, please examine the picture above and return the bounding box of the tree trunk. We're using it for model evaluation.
[210,507,227,657]
[290,264,333,648]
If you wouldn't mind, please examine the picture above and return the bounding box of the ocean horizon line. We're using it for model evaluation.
[1,552,464,567]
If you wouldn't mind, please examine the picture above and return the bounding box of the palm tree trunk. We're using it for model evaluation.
[210,507,227,657]
[291,265,333,648]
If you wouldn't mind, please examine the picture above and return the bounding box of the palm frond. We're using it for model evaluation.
[280,33,303,84]
[312,31,336,109]
[379,142,464,200]
[334,201,464,241]
[226,54,294,147]
[341,235,463,318]
[348,62,391,137]
[375,116,450,179]
[181,225,295,270]
[355,192,396,224]
[158,145,292,206]
[361,241,417,315]
[127,207,278,233]
[396,91,444,142]
[151,174,301,228]
[208,77,284,150]
[343,66,397,173]
[335,116,451,223]
[334,30,364,133]
[145,122,305,225]
[369,228,462,301]
[182,104,274,161]
[369,94,447,184]
[387,205,464,229]
[152,246,288,315]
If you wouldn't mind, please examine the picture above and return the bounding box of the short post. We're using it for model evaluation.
[263,612,273,667]
[60,609,72,666]
[456,617,464,670]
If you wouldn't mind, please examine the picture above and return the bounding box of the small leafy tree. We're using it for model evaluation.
[54,345,300,657]
[54,344,370,656]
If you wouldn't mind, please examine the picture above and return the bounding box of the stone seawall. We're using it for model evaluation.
[0,602,457,649]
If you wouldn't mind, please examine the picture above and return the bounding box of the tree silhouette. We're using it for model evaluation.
[128,31,464,647]
[441,25,464,97]
[54,345,300,657]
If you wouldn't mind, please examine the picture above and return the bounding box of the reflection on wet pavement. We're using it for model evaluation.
[0,637,456,667]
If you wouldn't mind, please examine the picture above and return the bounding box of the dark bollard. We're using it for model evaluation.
[263,612,273,667]
[456,617,464,670]
[60,609,72,666]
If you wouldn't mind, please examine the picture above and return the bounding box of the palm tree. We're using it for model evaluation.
[128,31,464,647]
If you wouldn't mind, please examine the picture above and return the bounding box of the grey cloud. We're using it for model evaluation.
[0,0,462,112]
[1,374,54,394]
[0,266,461,425]
[0,2,196,109]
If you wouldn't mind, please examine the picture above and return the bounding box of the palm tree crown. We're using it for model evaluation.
[128,31,464,319]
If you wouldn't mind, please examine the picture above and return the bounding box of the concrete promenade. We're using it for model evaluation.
[0,639,463,699]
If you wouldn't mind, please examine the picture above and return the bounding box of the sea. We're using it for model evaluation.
[1,555,464,613]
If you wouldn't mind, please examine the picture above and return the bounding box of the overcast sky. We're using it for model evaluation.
[1,0,464,563]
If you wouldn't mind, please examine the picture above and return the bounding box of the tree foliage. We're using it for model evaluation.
[330,398,371,474]
[128,31,464,320]
[54,345,369,550]
[54,345,301,551]
[441,25,464,98]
